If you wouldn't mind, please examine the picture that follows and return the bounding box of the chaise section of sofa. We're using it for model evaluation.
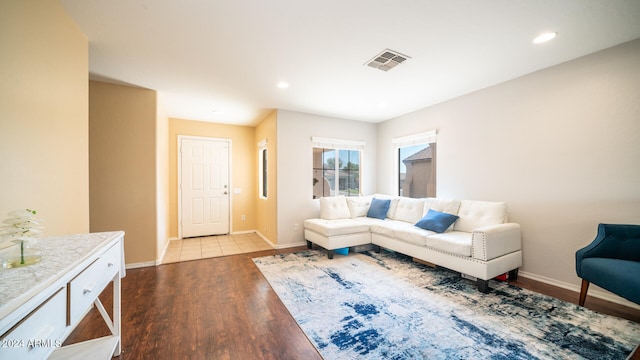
[304,194,522,292]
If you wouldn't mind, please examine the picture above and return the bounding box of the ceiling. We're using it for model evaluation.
[60,0,640,126]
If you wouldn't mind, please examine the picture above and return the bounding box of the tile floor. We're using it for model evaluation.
[162,232,273,264]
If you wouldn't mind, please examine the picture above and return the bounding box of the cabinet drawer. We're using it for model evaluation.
[68,243,120,326]
[0,288,66,360]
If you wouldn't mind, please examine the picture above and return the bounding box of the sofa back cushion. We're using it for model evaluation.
[424,198,461,215]
[391,197,426,223]
[346,196,373,218]
[320,196,351,220]
[453,200,507,232]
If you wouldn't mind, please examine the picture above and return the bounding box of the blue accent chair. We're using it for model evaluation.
[575,223,640,306]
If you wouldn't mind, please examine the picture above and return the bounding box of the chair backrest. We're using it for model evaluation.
[590,224,640,262]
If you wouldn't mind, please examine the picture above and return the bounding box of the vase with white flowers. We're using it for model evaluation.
[0,209,43,268]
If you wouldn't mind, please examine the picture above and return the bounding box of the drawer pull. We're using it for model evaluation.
[107,261,115,267]
[28,325,55,350]
[83,282,96,295]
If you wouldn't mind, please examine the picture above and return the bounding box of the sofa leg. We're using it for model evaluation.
[508,268,519,281]
[579,279,590,306]
[327,250,334,259]
[374,245,381,253]
[306,240,313,249]
[477,279,490,293]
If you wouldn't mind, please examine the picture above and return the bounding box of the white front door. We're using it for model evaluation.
[180,137,230,237]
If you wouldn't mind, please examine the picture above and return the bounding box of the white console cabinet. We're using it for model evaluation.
[0,231,125,360]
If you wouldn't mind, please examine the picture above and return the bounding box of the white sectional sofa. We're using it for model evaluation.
[304,194,522,292]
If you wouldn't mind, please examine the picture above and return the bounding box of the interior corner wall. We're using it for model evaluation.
[168,118,257,238]
[255,111,278,244]
[0,1,89,235]
[156,94,170,262]
[276,110,378,247]
[377,39,640,294]
[89,81,158,265]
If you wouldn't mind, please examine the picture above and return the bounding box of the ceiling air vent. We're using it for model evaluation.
[365,49,410,71]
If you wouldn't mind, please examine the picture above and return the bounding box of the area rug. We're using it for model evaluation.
[253,250,640,359]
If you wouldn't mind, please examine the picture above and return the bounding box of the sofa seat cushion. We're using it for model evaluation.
[304,218,370,237]
[370,220,433,247]
[395,226,433,247]
[370,220,399,238]
[426,231,472,257]
[579,258,640,304]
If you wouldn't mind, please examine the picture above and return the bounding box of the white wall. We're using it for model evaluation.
[276,110,378,247]
[377,39,640,298]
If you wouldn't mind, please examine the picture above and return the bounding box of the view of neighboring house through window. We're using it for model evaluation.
[395,130,437,198]
[313,148,361,199]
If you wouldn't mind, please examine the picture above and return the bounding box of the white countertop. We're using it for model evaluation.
[0,231,124,321]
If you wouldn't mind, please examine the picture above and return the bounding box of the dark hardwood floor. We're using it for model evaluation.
[65,247,640,359]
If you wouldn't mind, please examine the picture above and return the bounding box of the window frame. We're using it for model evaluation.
[258,139,268,199]
[312,137,365,199]
[392,130,437,198]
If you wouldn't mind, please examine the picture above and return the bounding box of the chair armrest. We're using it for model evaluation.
[472,223,522,261]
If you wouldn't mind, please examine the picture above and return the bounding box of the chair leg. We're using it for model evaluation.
[579,279,590,306]
[306,240,313,249]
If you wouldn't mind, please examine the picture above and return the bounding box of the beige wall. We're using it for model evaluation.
[168,118,257,238]
[255,111,278,244]
[89,81,158,265]
[0,0,89,235]
[156,95,170,261]
[377,39,640,302]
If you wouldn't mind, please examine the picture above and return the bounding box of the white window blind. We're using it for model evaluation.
[311,136,365,150]
[392,130,437,147]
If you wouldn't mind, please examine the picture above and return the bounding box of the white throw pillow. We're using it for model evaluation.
[320,196,351,220]
[453,200,507,232]
[346,196,373,218]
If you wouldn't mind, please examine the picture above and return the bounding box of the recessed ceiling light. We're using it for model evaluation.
[533,32,557,44]
[277,81,289,89]
[212,110,224,115]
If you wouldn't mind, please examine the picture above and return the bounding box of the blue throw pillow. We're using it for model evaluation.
[367,198,391,219]
[415,209,459,233]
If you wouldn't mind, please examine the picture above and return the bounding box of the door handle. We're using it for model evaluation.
[224,191,228,195]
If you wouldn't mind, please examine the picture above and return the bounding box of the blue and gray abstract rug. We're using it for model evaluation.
[253,250,640,359]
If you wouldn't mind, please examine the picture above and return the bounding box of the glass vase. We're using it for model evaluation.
[1,240,43,268]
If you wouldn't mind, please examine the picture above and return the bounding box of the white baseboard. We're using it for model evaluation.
[274,241,308,249]
[254,230,307,249]
[231,230,256,235]
[519,270,640,310]
[125,261,156,269]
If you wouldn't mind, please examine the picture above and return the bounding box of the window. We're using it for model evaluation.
[258,139,267,199]
[394,131,437,198]
[312,137,364,199]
